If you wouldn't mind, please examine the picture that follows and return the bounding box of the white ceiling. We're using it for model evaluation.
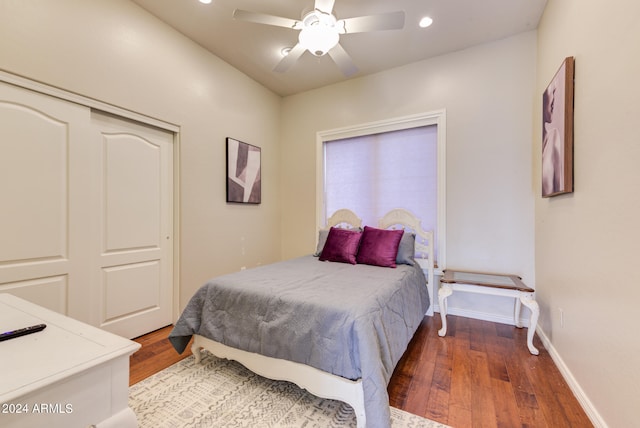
[131,0,547,97]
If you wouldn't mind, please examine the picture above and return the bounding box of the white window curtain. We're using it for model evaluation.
[323,125,438,249]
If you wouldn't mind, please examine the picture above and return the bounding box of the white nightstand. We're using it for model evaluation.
[0,294,141,428]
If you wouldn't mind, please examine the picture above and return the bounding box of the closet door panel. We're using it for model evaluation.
[0,103,67,262]
[0,82,92,321]
[0,276,67,314]
[102,261,160,322]
[103,134,161,251]
[92,112,173,339]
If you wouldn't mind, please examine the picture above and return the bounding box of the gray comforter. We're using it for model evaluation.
[169,255,429,428]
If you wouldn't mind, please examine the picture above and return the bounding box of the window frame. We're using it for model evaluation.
[316,110,447,269]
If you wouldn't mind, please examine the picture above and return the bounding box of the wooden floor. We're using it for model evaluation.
[129,325,193,385]
[130,315,592,428]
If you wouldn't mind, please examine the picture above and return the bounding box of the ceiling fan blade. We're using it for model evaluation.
[233,9,301,29]
[328,43,358,77]
[314,0,335,14]
[273,43,307,73]
[338,11,405,34]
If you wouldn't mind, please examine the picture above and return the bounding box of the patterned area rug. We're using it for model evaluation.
[130,352,449,428]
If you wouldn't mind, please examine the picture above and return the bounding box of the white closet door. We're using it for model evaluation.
[0,82,174,339]
[91,112,173,339]
[0,82,93,319]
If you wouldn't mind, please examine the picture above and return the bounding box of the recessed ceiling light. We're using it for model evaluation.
[419,16,433,28]
[199,0,212,4]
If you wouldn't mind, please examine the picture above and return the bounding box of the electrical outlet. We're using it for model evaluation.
[559,308,564,328]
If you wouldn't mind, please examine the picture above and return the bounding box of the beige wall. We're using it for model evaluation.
[0,0,282,309]
[4,0,634,424]
[281,32,537,322]
[535,1,640,426]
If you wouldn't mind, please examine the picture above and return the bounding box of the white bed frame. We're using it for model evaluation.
[191,208,434,428]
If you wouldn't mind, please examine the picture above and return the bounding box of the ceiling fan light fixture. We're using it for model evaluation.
[299,26,339,56]
[297,10,340,56]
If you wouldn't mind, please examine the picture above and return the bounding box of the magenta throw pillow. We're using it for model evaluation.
[319,227,362,264]
[356,226,404,268]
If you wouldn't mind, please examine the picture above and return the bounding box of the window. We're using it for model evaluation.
[317,111,446,266]
[324,125,437,229]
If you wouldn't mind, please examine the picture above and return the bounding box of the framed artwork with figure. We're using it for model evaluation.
[226,137,261,204]
[542,56,575,197]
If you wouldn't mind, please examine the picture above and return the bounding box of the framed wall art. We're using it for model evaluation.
[226,137,261,204]
[542,56,575,197]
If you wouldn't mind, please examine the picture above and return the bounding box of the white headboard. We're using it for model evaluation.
[326,209,363,229]
[377,208,435,297]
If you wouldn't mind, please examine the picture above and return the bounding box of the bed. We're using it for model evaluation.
[169,209,434,428]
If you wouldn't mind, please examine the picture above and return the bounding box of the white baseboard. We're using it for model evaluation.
[535,327,607,428]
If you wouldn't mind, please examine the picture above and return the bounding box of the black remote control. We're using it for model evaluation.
[0,324,47,342]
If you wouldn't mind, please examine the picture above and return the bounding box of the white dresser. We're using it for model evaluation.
[0,294,141,428]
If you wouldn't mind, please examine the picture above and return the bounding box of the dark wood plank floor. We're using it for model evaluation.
[129,325,192,385]
[130,315,593,427]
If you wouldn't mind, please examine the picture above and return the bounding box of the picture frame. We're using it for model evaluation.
[226,137,261,204]
[542,56,575,197]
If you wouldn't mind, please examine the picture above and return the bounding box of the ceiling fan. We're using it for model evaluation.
[233,0,405,77]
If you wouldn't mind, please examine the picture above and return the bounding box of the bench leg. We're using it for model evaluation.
[514,295,523,328]
[519,294,540,355]
[438,284,453,337]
